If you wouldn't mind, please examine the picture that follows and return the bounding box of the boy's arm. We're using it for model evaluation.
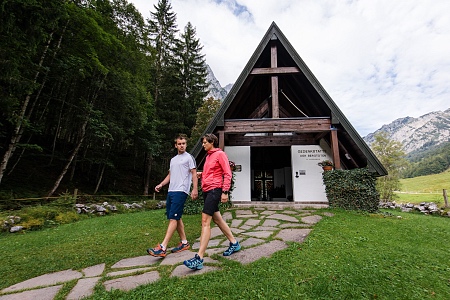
[155,172,170,192]
[190,168,198,200]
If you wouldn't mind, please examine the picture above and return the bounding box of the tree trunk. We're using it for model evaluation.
[0,31,55,184]
[47,118,88,197]
[93,163,106,195]
[47,72,107,196]
[143,153,153,195]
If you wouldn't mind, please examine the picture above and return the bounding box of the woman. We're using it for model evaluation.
[183,133,241,270]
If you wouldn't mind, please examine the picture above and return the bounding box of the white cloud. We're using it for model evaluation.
[129,0,450,136]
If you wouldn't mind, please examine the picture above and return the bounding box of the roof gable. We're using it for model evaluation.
[192,22,386,176]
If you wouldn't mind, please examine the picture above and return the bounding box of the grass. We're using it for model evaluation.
[400,170,450,193]
[395,192,445,205]
[1,208,450,299]
[396,170,450,204]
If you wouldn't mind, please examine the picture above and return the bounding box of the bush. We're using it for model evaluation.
[20,205,64,221]
[55,211,83,224]
[322,168,380,212]
[141,200,160,210]
[20,217,45,230]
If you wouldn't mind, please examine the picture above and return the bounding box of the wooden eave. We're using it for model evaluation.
[223,118,331,133]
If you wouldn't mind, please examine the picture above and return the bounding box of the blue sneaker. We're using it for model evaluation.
[223,240,241,256]
[183,254,203,270]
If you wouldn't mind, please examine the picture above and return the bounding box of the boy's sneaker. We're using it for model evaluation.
[147,244,166,257]
[223,240,241,256]
[183,254,203,270]
[171,241,190,253]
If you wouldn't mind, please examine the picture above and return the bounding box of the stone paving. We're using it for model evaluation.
[0,206,333,300]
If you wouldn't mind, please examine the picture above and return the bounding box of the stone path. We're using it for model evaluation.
[0,207,333,300]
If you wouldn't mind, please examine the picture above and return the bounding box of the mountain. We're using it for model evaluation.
[223,83,233,94]
[363,108,450,154]
[205,64,230,101]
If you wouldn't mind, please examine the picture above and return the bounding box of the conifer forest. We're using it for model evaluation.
[0,0,210,198]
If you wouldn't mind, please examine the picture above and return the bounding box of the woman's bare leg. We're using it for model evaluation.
[212,211,236,243]
[197,213,212,258]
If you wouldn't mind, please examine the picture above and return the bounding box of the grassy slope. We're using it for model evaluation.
[396,169,450,204]
[400,169,450,193]
[1,209,449,299]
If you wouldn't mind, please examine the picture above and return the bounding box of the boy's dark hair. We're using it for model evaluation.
[174,133,188,143]
[202,133,219,147]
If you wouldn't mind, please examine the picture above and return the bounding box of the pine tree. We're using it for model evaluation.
[176,22,208,136]
[147,0,183,144]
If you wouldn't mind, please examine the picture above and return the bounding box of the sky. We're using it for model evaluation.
[128,0,450,136]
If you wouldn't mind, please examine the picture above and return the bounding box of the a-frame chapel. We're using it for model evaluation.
[192,22,387,205]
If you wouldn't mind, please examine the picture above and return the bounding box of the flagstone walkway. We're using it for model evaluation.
[0,207,333,300]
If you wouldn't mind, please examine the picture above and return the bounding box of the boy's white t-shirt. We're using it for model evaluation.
[168,152,196,194]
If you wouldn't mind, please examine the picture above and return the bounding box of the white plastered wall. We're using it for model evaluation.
[224,146,251,201]
[291,141,332,202]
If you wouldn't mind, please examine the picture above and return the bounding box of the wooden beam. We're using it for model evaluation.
[272,76,279,118]
[217,130,224,149]
[314,132,328,141]
[279,106,290,118]
[248,99,269,119]
[337,140,359,168]
[271,41,277,68]
[251,67,300,75]
[228,135,316,147]
[224,118,331,133]
[271,41,279,119]
[330,129,341,169]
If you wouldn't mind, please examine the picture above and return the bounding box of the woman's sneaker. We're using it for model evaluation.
[183,254,203,270]
[223,241,241,256]
[171,242,190,253]
[147,244,166,257]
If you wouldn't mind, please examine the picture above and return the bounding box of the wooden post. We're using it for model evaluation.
[271,41,279,118]
[443,189,448,208]
[330,128,341,169]
[73,188,78,203]
[218,130,225,150]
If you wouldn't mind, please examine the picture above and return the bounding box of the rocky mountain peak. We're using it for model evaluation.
[205,64,230,101]
[363,108,450,153]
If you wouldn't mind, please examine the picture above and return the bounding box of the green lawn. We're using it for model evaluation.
[396,170,450,204]
[1,208,449,299]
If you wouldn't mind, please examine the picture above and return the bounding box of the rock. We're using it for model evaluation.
[10,226,23,233]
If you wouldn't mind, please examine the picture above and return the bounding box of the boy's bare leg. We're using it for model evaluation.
[161,219,178,248]
[176,219,187,241]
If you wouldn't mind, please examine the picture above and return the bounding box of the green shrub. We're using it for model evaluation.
[142,200,160,210]
[51,191,77,207]
[20,217,45,230]
[55,211,83,224]
[184,191,204,215]
[20,205,63,221]
[322,168,379,212]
